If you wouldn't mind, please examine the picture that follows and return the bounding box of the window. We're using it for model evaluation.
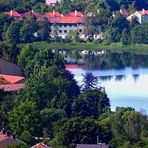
[64,30,67,33]
[79,29,82,33]
[59,30,62,33]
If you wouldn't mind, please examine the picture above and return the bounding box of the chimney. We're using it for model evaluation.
[31,10,34,14]
[142,8,145,14]
[53,10,55,16]
[120,9,123,14]
[12,134,16,140]
[10,10,13,16]
[7,131,11,137]
[2,129,6,134]
[75,10,77,16]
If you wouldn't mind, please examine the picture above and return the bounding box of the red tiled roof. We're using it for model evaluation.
[59,16,84,24]
[47,17,61,23]
[0,74,24,84]
[45,11,61,17]
[3,10,21,18]
[21,11,42,19]
[137,10,148,15]
[68,11,83,17]
[0,84,24,92]
[44,11,62,23]
[44,11,84,24]
[0,133,7,141]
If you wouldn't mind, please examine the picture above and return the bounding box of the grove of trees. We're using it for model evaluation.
[0,44,147,147]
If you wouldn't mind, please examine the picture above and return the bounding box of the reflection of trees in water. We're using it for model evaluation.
[99,76,113,81]
[65,50,148,70]
[132,74,139,82]
[115,75,126,81]
[80,51,148,70]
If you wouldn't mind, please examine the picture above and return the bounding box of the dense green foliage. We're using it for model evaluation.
[5,45,111,146]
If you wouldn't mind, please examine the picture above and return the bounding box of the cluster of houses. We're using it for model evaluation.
[2,8,148,39]
[0,129,109,148]
[2,10,85,39]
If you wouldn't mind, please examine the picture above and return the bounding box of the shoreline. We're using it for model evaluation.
[18,41,148,55]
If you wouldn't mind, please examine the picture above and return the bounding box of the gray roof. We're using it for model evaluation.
[76,144,109,148]
[0,58,21,76]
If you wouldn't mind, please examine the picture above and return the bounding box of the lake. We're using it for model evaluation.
[65,50,148,114]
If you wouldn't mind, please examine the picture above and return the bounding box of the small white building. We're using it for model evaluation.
[127,9,148,24]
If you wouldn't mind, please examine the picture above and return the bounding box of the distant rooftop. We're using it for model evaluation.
[76,144,109,148]
[0,58,21,76]
[0,74,24,84]
[31,143,51,148]
[0,84,24,92]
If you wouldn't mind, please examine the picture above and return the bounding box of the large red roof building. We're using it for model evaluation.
[45,10,84,38]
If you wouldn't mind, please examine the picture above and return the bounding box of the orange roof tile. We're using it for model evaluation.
[0,84,24,92]
[0,74,24,84]
[0,132,7,141]
[45,11,61,17]
[3,10,21,17]
[137,10,148,15]
[68,11,83,17]
[59,16,84,24]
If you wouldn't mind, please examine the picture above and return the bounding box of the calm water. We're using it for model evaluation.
[65,51,148,114]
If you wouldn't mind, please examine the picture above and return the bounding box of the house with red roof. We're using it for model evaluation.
[45,0,61,6]
[0,58,24,92]
[0,130,25,148]
[44,11,62,23]
[0,74,25,92]
[45,10,84,38]
[127,9,148,23]
[21,10,42,21]
[0,74,24,84]
[3,10,22,20]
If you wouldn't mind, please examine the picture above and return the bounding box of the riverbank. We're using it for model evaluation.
[19,42,148,54]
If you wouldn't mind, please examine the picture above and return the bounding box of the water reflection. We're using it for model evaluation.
[65,50,148,70]
[115,75,125,81]
[99,76,113,81]
[68,68,148,114]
